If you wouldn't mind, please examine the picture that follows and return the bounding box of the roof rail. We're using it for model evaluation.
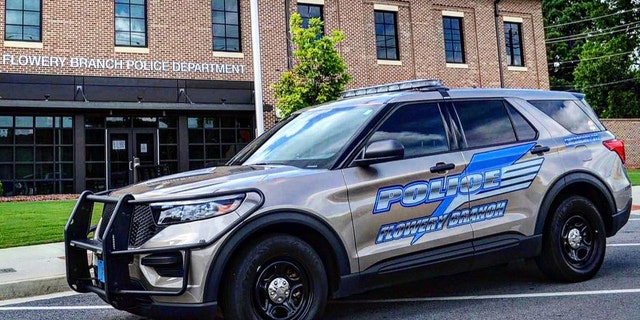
[340,79,446,99]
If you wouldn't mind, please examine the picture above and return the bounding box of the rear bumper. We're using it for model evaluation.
[608,198,631,237]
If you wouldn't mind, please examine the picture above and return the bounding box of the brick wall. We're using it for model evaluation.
[0,0,548,129]
[601,119,640,169]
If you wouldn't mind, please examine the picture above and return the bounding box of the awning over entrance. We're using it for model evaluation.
[0,100,255,111]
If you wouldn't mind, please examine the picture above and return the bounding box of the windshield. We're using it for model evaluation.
[242,105,378,169]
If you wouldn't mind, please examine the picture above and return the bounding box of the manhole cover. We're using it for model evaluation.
[0,268,17,274]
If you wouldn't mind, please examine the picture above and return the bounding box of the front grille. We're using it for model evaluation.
[97,203,116,240]
[129,205,166,247]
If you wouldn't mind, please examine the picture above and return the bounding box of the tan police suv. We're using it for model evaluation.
[65,79,632,319]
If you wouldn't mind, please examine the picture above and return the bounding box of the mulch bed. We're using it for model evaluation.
[0,194,80,203]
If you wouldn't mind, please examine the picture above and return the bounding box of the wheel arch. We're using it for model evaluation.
[202,209,352,303]
[535,171,617,238]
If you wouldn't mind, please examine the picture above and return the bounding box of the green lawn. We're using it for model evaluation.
[0,200,102,249]
[629,169,640,186]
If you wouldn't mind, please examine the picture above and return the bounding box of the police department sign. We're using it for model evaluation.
[1,54,246,75]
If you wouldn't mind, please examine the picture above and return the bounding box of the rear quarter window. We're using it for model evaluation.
[528,100,602,134]
[453,100,519,148]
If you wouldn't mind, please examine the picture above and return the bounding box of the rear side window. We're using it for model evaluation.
[528,100,601,134]
[453,100,518,148]
[370,103,449,158]
[506,104,537,141]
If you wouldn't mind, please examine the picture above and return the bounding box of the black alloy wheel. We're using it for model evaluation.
[221,234,328,320]
[254,260,311,319]
[536,195,606,282]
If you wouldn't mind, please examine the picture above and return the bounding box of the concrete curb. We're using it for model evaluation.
[0,276,69,301]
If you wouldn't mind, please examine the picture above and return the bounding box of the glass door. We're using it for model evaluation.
[108,129,157,189]
[108,131,131,189]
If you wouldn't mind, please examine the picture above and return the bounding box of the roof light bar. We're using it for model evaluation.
[340,79,443,99]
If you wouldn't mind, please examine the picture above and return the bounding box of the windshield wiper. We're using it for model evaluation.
[248,162,287,166]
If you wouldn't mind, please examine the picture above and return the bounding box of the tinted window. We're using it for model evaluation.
[212,0,241,52]
[506,104,537,141]
[115,0,147,47]
[370,103,448,158]
[528,100,601,134]
[504,22,523,66]
[298,4,323,31]
[375,10,399,60]
[5,0,41,42]
[454,100,517,148]
[443,16,465,64]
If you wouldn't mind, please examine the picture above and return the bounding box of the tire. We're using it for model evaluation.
[535,196,606,282]
[221,234,328,320]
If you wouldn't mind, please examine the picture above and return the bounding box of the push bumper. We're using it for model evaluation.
[63,189,263,317]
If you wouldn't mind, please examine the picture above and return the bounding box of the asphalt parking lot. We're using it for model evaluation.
[1,212,639,320]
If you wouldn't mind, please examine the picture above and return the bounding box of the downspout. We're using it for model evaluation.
[494,0,505,88]
[285,0,293,70]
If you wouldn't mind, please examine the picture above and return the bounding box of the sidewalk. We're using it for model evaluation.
[1,187,640,301]
[0,242,68,300]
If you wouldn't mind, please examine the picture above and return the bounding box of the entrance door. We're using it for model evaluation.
[108,129,157,189]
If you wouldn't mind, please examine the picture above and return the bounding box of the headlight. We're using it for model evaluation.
[150,194,245,225]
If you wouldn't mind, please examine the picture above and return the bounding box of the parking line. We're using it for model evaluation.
[607,243,640,247]
[0,291,79,307]
[0,306,112,311]
[332,288,640,304]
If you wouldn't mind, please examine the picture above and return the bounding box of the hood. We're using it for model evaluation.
[108,165,298,200]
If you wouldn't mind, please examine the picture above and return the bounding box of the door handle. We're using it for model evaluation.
[530,145,550,155]
[430,162,455,173]
[129,161,133,171]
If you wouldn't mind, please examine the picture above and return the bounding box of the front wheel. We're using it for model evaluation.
[536,196,606,282]
[221,234,328,320]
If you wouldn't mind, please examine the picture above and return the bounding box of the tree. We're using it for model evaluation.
[272,13,351,118]
[573,37,640,118]
[544,0,640,118]
[544,0,608,90]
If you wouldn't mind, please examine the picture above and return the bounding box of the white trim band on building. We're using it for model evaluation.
[374,4,399,12]
[297,0,325,5]
[503,16,524,23]
[213,51,245,59]
[114,47,150,54]
[446,63,469,69]
[377,60,402,65]
[4,41,43,49]
[508,66,528,72]
[442,10,465,18]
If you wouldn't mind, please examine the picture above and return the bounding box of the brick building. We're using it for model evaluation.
[0,0,549,196]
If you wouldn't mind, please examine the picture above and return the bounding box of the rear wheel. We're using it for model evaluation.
[536,196,606,282]
[221,234,328,320]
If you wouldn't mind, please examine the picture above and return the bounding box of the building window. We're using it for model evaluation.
[187,115,253,170]
[115,0,147,47]
[5,0,41,42]
[0,116,74,196]
[375,10,399,60]
[504,22,524,66]
[212,0,241,52]
[443,16,465,64]
[298,4,323,32]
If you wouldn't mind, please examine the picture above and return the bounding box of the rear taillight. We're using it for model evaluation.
[603,139,626,164]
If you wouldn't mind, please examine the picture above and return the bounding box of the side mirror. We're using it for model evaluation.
[354,139,404,166]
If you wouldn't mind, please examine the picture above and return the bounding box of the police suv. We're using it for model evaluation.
[65,79,632,320]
